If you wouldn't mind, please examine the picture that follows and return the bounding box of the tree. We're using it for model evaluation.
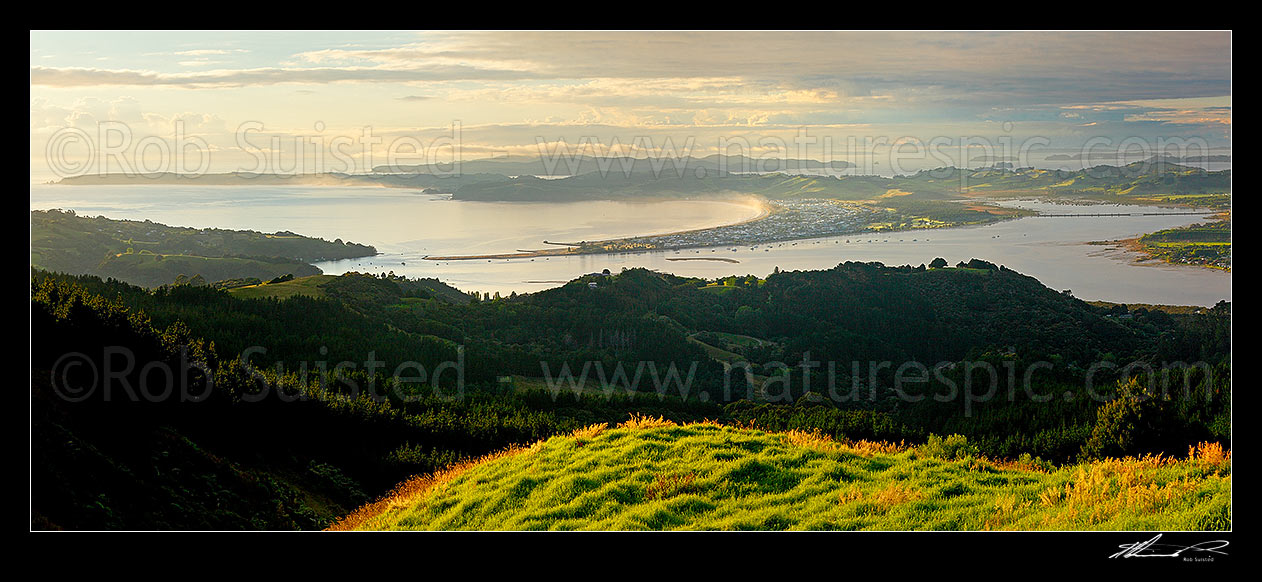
[1080,377,1179,460]
[929,257,948,269]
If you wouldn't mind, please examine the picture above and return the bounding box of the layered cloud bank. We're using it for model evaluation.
[30,31,1231,181]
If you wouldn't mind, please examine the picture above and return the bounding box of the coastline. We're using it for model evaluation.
[421,197,1023,262]
[424,195,773,261]
[1086,237,1232,273]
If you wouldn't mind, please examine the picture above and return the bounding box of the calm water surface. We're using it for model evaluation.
[30,185,1230,306]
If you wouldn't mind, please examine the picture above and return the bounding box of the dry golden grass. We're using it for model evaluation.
[1189,441,1229,467]
[780,428,906,458]
[993,493,1032,514]
[645,472,698,500]
[848,439,907,457]
[1037,487,1060,508]
[837,484,864,504]
[618,413,677,430]
[873,482,923,507]
[570,423,609,442]
[781,428,838,451]
[690,418,727,429]
[1020,443,1230,528]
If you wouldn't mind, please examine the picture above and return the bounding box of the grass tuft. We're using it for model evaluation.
[618,414,677,430]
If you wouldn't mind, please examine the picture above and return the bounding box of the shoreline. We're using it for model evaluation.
[421,199,1021,262]
[424,196,773,261]
[1086,237,1232,273]
[422,199,1217,264]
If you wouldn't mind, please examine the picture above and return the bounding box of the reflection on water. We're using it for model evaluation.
[29,184,765,256]
[318,199,1230,306]
[31,185,1230,306]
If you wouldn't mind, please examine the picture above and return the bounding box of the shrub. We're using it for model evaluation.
[1080,377,1180,461]
[920,433,979,460]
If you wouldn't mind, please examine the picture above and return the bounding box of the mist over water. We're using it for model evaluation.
[31,185,1230,306]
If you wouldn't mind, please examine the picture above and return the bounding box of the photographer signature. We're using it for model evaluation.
[1110,534,1229,559]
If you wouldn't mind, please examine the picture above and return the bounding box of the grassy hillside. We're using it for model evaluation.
[225,272,474,303]
[340,418,1230,531]
[1137,220,1231,271]
[903,162,1231,200]
[228,274,337,299]
[94,252,321,287]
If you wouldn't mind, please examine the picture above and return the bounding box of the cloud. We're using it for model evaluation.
[284,31,1229,104]
[30,64,536,88]
[172,49,249,56]
[28,31,1232,168]
[34,32,1230,104]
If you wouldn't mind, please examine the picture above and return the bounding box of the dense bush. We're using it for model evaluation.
[31,262,1231,528]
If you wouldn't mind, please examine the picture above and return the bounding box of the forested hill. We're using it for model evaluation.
[31,262,1229,529]
[626,260,1143,365]
[32,262,1230,393]
[30,209,377,288]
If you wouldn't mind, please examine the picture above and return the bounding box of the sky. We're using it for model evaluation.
[30,30,1231,181]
